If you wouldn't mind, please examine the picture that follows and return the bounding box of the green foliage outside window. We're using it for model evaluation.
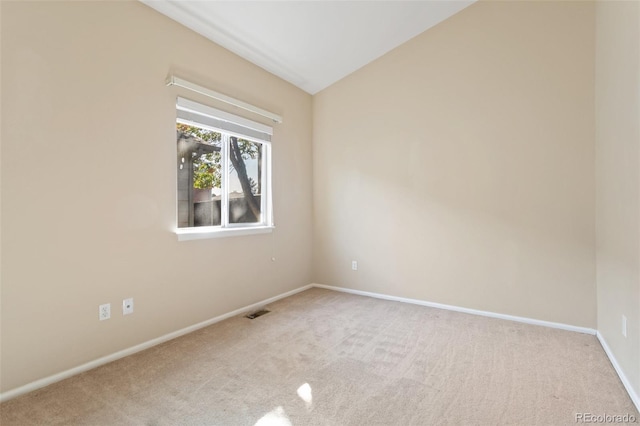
[177,123,222,189]
[177,123,260,191]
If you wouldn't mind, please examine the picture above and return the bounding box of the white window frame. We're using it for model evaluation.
[175,98,274,241]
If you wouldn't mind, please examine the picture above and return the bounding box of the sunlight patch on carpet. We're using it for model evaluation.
[297,382,313,409]
[254,406,292,426]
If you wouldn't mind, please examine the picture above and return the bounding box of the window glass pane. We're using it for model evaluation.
[228,137,263,224]
[177,123,222,228]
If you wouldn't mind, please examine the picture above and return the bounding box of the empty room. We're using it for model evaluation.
[1,0,639,424]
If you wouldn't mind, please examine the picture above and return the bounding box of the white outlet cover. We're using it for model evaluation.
[123,298,134,315]
[99,303,111,321]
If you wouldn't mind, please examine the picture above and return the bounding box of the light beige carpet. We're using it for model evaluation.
[1,288,638,425]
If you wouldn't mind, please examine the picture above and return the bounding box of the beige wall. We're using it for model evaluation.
[313,1,596,327]
[4,0,636,402]
[0,1,313,392]
[595,0,640,400]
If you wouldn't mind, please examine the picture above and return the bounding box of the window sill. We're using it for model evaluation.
[175,225,274,241]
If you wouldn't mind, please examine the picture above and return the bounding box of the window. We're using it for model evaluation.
[175,98,273,240]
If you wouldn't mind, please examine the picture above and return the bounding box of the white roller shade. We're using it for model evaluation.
[177,97,272,143]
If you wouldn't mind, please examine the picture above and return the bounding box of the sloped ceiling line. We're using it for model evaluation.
[142,0,309,87]
[140,1,476,94]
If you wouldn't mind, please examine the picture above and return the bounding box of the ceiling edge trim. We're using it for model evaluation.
[140,0,311,93]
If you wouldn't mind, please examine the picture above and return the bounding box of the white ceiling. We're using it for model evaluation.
[141,1,475,94]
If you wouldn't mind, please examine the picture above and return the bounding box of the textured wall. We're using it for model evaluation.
[0,1,313,392]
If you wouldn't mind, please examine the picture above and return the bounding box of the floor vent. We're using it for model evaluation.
[245,309,270,319]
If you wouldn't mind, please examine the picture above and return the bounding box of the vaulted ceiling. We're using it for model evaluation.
[141,1,475,94]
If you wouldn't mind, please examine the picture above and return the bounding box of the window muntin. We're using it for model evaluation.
[176,99,272,233]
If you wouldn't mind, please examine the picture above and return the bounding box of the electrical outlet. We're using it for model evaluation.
[99,303,111,321]
[622,315,627,338]
[352,260,358,271]
[123,298,134,315]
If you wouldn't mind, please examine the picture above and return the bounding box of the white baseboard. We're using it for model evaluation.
[312,284,640,410]
[0,284,313,403]
[7,282,634,412]
[312,283,597,335]
[596,332,640,412]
